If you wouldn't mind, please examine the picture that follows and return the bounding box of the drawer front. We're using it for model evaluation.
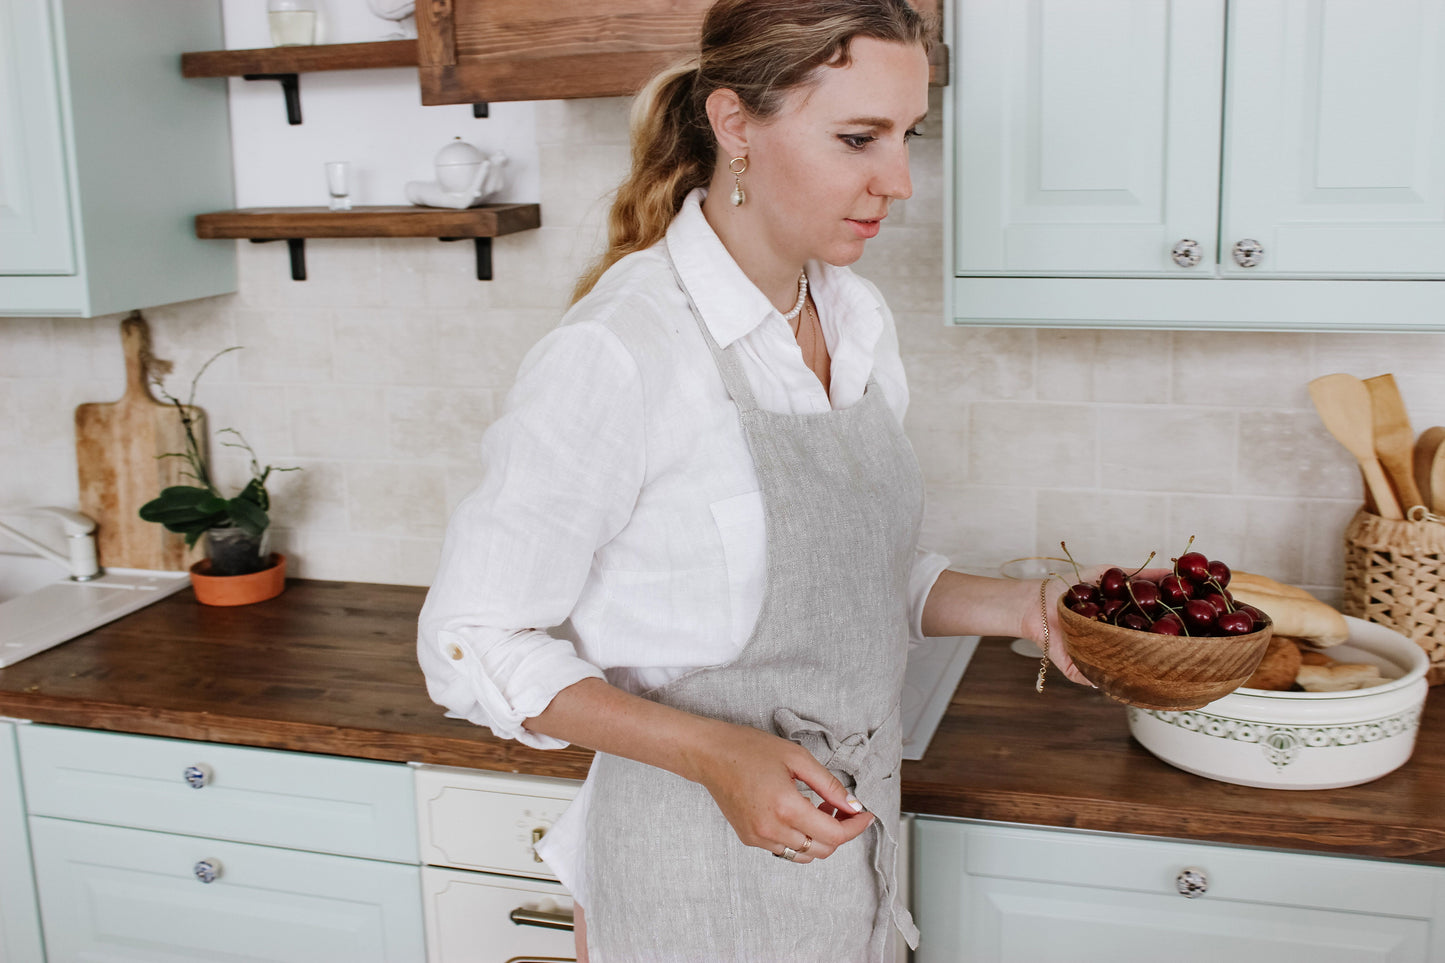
[422,866,575,963]
[957,821,1440,917]
[29,816,425,963]
[416,765,579,879]
[19,724,417,862]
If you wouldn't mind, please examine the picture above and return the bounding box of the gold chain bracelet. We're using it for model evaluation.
[1035,579,1050,693]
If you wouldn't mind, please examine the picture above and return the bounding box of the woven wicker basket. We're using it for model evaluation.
[1342,508,1445,685]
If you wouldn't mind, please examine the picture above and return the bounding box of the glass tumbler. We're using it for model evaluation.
[268,0,317,46]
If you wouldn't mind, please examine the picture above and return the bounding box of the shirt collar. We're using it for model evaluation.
[664,187,885,353]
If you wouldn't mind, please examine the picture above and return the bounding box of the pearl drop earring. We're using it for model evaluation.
[728,156,748,206]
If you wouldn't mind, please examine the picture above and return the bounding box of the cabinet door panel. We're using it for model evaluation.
[29,816,424,963]
[1223,0,1445,276]
[0,722,46,963]
[954,0,1224,275]
[0,0,76,274]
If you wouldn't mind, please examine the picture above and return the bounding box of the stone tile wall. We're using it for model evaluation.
[5,89,1445,601]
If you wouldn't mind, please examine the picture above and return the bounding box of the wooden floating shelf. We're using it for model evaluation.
[195,204,541,281]
[180,40,418,77]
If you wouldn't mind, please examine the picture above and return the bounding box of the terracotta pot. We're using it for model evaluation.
[189,553,286,606]
[1058,597,1272,711]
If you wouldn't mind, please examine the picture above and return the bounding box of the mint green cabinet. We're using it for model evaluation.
[912,818,1445,962]
[18,725,425,962]
[949,0,1445,330]
[0,0,235,318]
[0,721,45,963]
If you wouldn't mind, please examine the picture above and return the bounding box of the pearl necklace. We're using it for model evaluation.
[780,272,808,324]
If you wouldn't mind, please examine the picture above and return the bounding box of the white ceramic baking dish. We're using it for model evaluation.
[1126,616,1429,790]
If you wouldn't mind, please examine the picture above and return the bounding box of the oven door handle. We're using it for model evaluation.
[508,907,576,931]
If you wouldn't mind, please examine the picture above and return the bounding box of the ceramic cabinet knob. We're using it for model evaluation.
[1175,866,1208,898]
[182,764,213,789]
[193,858,223,884]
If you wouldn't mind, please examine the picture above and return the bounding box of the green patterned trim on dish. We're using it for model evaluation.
[1128,706,1422,771]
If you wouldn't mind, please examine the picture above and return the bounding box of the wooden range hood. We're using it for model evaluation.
[416,0,946,106]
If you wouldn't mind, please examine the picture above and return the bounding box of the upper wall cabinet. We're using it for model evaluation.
[415,0,947,105]
[0,0,236,318]
[950,0,1445,330]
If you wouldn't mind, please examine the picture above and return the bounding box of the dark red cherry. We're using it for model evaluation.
[1158,573,1194,605]
[1119,612,1150,632]
[1066,583,1100,607]
[1150,614,1185,636]
[1101,597,1129,621]
[1098,567,1129,599]
[1236,603,1266,626]
[1200,591,1232,616]
[1072,600,1103,620]
[1127,577,1162,614]
[1216,610,1255,635]
[1182,598,1218,632]
[1175,552,1211,583]
[1207,559,1231,588]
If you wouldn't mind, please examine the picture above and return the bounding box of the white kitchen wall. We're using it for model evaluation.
[5,42,1445,600]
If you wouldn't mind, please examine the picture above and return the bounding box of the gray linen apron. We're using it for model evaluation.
[583,257,924,962]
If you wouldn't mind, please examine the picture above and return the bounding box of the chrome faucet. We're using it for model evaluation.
[0,507,101,581]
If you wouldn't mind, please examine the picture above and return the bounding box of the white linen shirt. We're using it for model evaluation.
[417,188,949,903]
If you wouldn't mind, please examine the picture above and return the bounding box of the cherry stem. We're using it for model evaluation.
[1058,541,1085,584]
[1127,551,1157,578]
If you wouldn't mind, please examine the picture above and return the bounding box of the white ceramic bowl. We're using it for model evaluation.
[1126,616,1429,790]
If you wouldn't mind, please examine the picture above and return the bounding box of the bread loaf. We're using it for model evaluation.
[1296,662,1384,692]
[1244,635,1303,690]
[1228,572,1350,647]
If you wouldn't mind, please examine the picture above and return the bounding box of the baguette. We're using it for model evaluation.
[1228,571,1316,601]
[1228,572,1350,647]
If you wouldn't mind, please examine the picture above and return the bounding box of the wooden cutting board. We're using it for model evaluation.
[75,313,204,571]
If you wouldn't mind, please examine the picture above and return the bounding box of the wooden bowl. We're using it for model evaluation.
[1058,598,1273,711]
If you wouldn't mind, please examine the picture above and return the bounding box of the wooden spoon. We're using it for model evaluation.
[1364,374,1425,511]
[1308,374,1403,519]
[1415,426,1445,514]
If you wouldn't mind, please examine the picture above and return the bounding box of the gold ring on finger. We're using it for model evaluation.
[797,836,812,854]
[777,846,798,861]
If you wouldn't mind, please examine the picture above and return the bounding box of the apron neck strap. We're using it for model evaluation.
[665,247,762,412]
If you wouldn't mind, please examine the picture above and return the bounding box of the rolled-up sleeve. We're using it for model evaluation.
[417,321,645,749]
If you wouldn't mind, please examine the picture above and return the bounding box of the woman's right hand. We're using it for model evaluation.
[688,719,874,864]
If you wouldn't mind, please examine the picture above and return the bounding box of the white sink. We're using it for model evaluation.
[0,552,190,668]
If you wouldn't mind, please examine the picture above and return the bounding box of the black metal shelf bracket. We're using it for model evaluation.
[243,73,302,125]
[439,237,493,280]
[249,238,307,280]
[472,102,489,118]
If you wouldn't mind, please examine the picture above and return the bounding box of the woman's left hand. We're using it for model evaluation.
[1033,565,1173,687]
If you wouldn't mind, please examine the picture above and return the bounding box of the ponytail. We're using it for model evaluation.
[571,60,713,303]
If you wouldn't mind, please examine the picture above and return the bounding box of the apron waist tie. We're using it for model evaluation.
[774,706,921,950]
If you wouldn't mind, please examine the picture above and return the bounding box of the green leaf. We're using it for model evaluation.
[226,496,270,537]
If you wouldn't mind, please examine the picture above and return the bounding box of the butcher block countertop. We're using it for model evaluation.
[2,578,1444,866]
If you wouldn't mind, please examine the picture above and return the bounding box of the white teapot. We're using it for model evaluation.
[405,137,508,209]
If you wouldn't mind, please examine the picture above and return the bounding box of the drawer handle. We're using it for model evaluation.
[531,826,546,862]
[509,908,574,932]
[1175,866,1208,898]
[502,957,575,963]
[193,859,223,884]
[182,764,213,789]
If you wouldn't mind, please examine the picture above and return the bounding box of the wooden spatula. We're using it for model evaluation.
[1363,374,1425,512]
[75,313,203,570]
[1416,426,1445,515]
[1307,374,1403,519]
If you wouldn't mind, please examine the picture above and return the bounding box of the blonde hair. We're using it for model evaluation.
[571,0,932,302]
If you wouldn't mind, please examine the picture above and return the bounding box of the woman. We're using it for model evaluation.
[418,2,1089,959]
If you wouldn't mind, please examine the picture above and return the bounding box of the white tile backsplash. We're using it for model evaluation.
[4,90,1441,593]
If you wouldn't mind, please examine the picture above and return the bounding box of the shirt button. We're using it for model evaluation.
[446,643,465,661]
